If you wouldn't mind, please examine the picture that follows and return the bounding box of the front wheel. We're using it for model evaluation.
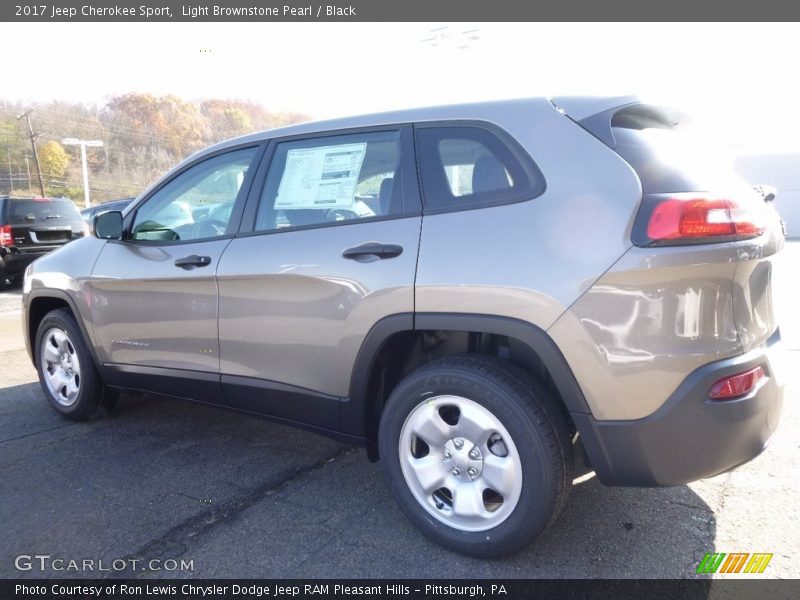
[379,355,573,557]
[35,308,104,420]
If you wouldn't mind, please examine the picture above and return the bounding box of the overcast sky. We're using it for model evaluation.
[4,22,800,154]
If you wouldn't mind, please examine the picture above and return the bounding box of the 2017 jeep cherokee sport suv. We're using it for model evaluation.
[22,96,785,557]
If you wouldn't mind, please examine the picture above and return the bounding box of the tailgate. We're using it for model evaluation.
[734,209,785,352]
[556,96,787,355]
[7,198,82,250]
[20,226,73,246]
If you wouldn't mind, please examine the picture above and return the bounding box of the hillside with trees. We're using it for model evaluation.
[0,95,309,204]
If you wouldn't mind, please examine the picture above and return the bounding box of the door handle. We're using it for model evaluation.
[342,242,403,261]
[174,254,212,269]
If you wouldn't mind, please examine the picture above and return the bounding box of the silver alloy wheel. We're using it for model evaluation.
[40,327,82,407]
[398,395,523,532]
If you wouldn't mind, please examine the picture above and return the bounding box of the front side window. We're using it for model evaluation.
[131,147,257,242]
[256,130,404,231]
[416,125,543,211]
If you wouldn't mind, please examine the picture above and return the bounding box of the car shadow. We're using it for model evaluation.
[523,467,718,580]
[0,383,717,583]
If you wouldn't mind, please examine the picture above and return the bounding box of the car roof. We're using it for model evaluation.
[201,95,643,154]
[139,95,642,204]
[197,97,582,158]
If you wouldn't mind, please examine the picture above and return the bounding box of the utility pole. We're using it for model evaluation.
[5,145,12,194]
[16,111,46,197]
[25,155,32,190]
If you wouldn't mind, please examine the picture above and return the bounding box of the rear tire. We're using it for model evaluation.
[35,308,105,420]
[379,354,573,557]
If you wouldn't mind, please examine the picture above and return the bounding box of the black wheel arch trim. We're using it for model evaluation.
[25,288,101,368]
[343,312,415,437]
[346,312,592,440]
[413,313,591,416]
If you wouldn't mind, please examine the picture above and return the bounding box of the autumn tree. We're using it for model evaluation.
[201,100,253,139]
[106,93,207,158]
[0,95,309,201]
[39,141,70,181]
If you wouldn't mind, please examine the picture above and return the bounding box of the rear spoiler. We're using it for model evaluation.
[550,95,687,148]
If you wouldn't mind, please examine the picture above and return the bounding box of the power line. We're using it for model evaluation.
[33,108,206,146]
[34,117,183,147]
[15,111,45,196]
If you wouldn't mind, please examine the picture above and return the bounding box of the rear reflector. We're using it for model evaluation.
[0,225,13,247]
[708,366,765,400]
[635,193,766,246]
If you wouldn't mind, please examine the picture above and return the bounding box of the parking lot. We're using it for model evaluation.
[1,245,798,580]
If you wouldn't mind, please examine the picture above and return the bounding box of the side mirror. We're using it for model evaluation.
[94,211,124,240]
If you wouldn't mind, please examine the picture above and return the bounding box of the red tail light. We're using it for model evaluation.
[709,366,765,400]
[634,193,766,246]
[0,225,13,247]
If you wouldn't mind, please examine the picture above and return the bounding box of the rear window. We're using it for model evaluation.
[7,198,82,227]
[416,125,545,212]
[610,108,749,194]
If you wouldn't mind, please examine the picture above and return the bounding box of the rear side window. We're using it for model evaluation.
[256,130,406,231]
[7,198,82,227]
[416,125,544,211]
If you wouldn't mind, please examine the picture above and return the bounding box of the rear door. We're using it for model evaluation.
[217,126,422,432]
[89,145,262,401]
[7,197,83,251]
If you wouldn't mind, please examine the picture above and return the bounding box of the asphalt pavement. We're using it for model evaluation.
[0,245,798,579]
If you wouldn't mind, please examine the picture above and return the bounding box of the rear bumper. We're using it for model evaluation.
[0,248,48,278]
[574,329,785,486]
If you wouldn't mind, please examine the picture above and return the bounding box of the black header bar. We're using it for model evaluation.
[3,0,800,22]
[4,579,798,600]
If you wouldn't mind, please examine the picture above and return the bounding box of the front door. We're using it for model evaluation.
[89,145,261,400]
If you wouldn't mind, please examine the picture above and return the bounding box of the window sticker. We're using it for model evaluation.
[275,143,367,210]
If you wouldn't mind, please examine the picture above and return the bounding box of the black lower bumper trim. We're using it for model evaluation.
[574,331,785,486]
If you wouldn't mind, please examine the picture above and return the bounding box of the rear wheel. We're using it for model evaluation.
[379,355,573,557]
[35,308,105,420]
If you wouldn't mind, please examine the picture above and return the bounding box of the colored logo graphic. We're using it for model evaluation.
[696,553,773,574]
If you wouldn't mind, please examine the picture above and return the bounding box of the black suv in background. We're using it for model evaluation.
[0,196,84,285]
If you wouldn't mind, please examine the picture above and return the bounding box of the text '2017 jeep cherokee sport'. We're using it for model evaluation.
[22,96,785,557]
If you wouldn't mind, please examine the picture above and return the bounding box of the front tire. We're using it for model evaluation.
[379,355,573,557]
[35,308,104,420]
